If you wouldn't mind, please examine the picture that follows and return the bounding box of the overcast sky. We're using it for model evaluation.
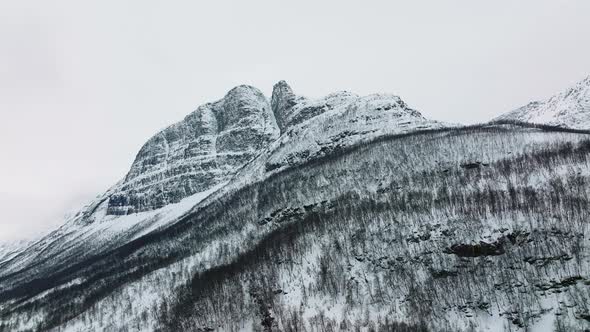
[1,0,589,241]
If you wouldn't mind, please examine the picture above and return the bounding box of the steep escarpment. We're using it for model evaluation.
[105,80,438,215]
[270,80,302,132]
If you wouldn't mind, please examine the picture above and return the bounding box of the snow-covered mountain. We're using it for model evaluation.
[494,76,590,129]
[1,81,590,332]
[0,80,442,290]
[0,85,281,283]
[108,85,279,215]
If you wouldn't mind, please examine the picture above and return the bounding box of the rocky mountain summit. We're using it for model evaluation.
[495,75,590,129]
[103,80,441,215]
[107,85,279,215]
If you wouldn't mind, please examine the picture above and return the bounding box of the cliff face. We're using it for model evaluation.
[107,85,280,215]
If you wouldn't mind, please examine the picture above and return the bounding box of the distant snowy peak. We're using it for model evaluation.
[495,75,590,129]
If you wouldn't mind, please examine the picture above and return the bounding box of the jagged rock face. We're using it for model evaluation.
[107,85,279,215]
[495,76,590,129]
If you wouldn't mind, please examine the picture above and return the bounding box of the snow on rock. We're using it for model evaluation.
[494,75,590,129]
[0,183,227,279]
[107,85,279,215]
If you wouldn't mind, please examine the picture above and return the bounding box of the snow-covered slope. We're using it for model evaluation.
[495,76,590,129]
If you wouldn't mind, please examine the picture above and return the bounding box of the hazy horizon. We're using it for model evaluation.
[1,0,589,241]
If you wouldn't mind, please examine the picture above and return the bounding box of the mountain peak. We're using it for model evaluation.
[107,84,279,215]
[225,84,264,98]
[273,80,292,90]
